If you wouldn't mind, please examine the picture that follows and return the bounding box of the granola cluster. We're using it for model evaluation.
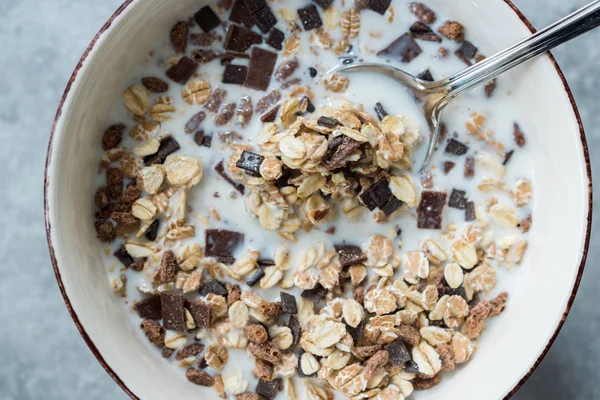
[91,0,534,399]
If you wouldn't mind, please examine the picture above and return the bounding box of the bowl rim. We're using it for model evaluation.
[44,0,593,399]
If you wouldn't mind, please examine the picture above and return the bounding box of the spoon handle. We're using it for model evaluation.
[435,0,600,104]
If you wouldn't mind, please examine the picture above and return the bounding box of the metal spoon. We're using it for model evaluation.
[336,1,600,171]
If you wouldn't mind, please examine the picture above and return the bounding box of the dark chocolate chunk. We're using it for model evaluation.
[503,150,514,165]
[255,6,277,33]
[380,196,403,216]
[288,315,301,345]
[266,28,285,50]
[317,116,338,128]
[514,123,526,147]
[223,64,248,85]
[194,131,213,148]
[448,189,468,210]
[246,266,266,287]
[465,201,476,222]
[280,292,298,314]
[144,136,180,165]
[409,21,442,43]
[230,0,256,28]
[134,295,162,320]
[260,106,280,123]
[368,0,391,15]
[417,191,447,229]
[199,280,229,297]
[242,0,267,14]
[145,220,160,241]
[215,160,245,194]
[312,0,333,9]
[335,245,367,267]
[298,4,322,31]
[165,56,198,84]
[170,21,189,53]
[161,292,186,332]
[298,353,318,378]
[309,67,317,77]
[141,77,169,93]
[346,319,365,343]
[186,299,212,329]
[443,161,456,174]
[256,378,282,400]
[445,138,469,156]
[224,24,263,52]
[301,284,328,303]
[114,245,134,267]
[378,33,422,63]
[386,340,411,366]
[458,40,478,59]
[417,69,434,82]
[322,135,362,169]
[205,229,245,258]
[404,360,420,373]
[236,150,265,177]
[464,156,475,178]
[195,6,221,32]
[258,259,276,266]
[185,111,207,134]
[485,79,497,98]
[244,47,278,91]
[408,2,437,24]
[359,178,393,211]
[374,102,388,121]
[205,88,228,112]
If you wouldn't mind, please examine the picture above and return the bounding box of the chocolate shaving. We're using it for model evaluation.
[165,56,198,84]
[288,315,301,345]
[144,136,180,165]
[192,49,222,64]
[214,103,236,126]
[380,196,403,216]
[246,266,266,287]
[215,160,245,194]
[485,79,497,98]
[335,245,367,267]
[417,191,447,230]
[409,21,442,43]
[275,58,299,81]
[346,319,365,343]
[236,151,265,177]
[114,244,134,267]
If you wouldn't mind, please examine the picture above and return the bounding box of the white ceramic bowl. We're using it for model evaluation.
[45,0,592,399]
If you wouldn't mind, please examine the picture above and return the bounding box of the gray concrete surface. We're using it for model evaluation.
[0,0,598,398]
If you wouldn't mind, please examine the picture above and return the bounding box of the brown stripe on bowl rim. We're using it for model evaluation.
[43,0,593,399]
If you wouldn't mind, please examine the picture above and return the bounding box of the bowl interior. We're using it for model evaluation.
[46,0,590,399]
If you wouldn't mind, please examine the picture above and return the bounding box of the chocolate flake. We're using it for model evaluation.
[386,340,411,366]
[144,136,180,165]
[465,201,476,221]
[229,0,255,28]
[322,135,362,170]
[260,106,280,123]
[317,116,338,128]
[114,245,134,267]
[298,4,323,31]
[417,191,447,230]
[205,229,245,258]
[165,56,198,84]
[223,64,248,85]
[161,292,186,332]
[256,378,282,399]
[445,138,469,156]
[195,6,221,32]
[374,102,388,121]
[185,111,207,133]
[335,245,367,267]
[417,69,434,82]
[409,21,442,43]
[134,295,162,320]
[186,299,212,329]
[513,123,526,147]
[464,156,475,178]
[242,0,267,14]
[266,28,285,50]
[359,178,393,211]
[368,0,391,15]
[214,161,242,189]
[443,161,455,174]
[236,150,265,177]
[378,33,422,63]
[280,292,298,314]
[244,47,278,91]
[199,280,229,297]
[246,266,266,287]
[224,24,263,52]
[503,150,514,165]
[288,315,301,344]
[254,6,277,33]
[312,0,333,9]
[145,220,160,242]
[448,189,468,209]
[301,284,328,303]
[141,77,169,93]
[170,21,189,53]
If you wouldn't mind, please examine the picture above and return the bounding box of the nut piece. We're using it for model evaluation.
[124,85,150,116]
[229,301,250,329]
[183,80,211,105]
[131,198,157,220]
